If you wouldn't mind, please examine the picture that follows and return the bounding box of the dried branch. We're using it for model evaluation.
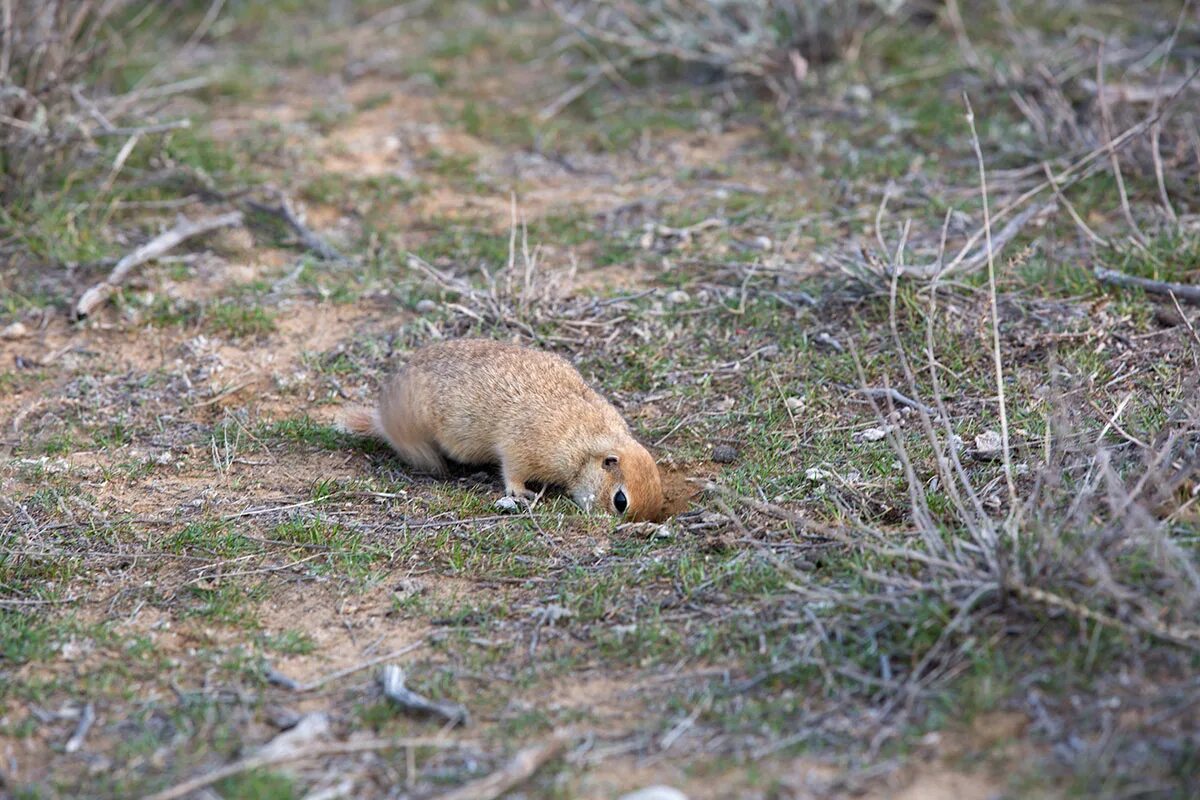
[269,640,427,693]
[850,387,936,417]
[245,193,343,261]
[379,664,469,726]
[74,211,244,318]
[1093,267,1200,305]
[433,731,570,800]
[144,737,465,800]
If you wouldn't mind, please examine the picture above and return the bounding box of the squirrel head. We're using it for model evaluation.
[573,440,665,522]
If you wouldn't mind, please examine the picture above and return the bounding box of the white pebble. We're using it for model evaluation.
[1,321,29,339]
[619,788,689,800]
[855,426,892,442]
[975,430,1002,453]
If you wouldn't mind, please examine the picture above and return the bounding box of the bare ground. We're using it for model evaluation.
[2,3,1199,799]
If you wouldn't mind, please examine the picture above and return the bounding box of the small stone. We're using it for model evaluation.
[855,426,891,442]
[266,706,303,730]
[620,788,689,800]
[785,396,804,412]
[59,639,91,662]
[210,225,255,256]
[537,604,572,625]
[494,496,520,513]
[847,84,872,103]
[751,235,773,251]
[611,623,637,640]
[711,444,738,463]
[975,430,1002,454]
[805,467,830,482]
[415,298,437,313]
[1,321,29,339]
[665,289,691,306]
[394,578,426,601]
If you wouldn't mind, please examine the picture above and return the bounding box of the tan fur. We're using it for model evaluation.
[341,339,665,522]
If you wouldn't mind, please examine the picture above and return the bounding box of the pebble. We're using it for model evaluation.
[974,430,1002,454]
[619,788,689,800]
[711,444,738,463]
[415,298,438,313]
[855,426,892,442]
[1,321,29,339]
[665,289,691,305]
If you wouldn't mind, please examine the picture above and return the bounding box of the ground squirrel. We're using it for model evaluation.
[341,338,666,522]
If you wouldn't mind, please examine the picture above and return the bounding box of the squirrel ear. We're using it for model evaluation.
[602,454,619,471]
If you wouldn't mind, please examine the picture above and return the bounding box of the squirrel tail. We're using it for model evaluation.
[339,405,381,438]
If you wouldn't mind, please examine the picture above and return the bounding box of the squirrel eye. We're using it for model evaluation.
[613,489,628,514]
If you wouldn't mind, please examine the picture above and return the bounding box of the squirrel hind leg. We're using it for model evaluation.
[394,439,449,476]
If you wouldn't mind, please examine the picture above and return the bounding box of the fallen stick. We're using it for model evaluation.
[91,119,192,138]
[64,702,95,753]
[851,387,937,416]
[1093,267,1200,305]
[142,737,463,800]
[245,194,342,261]
[75,211,243,318]
[433,731,570,800]
[901,201,1054,279]
[267,640,427,693]
[380,664,469,726]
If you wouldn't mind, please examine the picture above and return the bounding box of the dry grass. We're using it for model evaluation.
[0,1,152,201]
[2,2,1200,798]
[549,0,910,97]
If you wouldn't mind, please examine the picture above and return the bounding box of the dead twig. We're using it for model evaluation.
[887,64,1200,283]
[273,640,427,693]
[433,731,570,800]
[90,119,191,137]
[903,201,1055,279]
[1041,161,1107,247]
[245,194,343,261]
[74,211,244,318]
[1097,46,1146,244]
[1009,581,1200,650]
[142,736,464,800]
[850,387,936,417]
[965,93,1017,510]
[379,664,469,726]
[1093,268,1200,305]
[538,53,638,121]
[64,703,95,754]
